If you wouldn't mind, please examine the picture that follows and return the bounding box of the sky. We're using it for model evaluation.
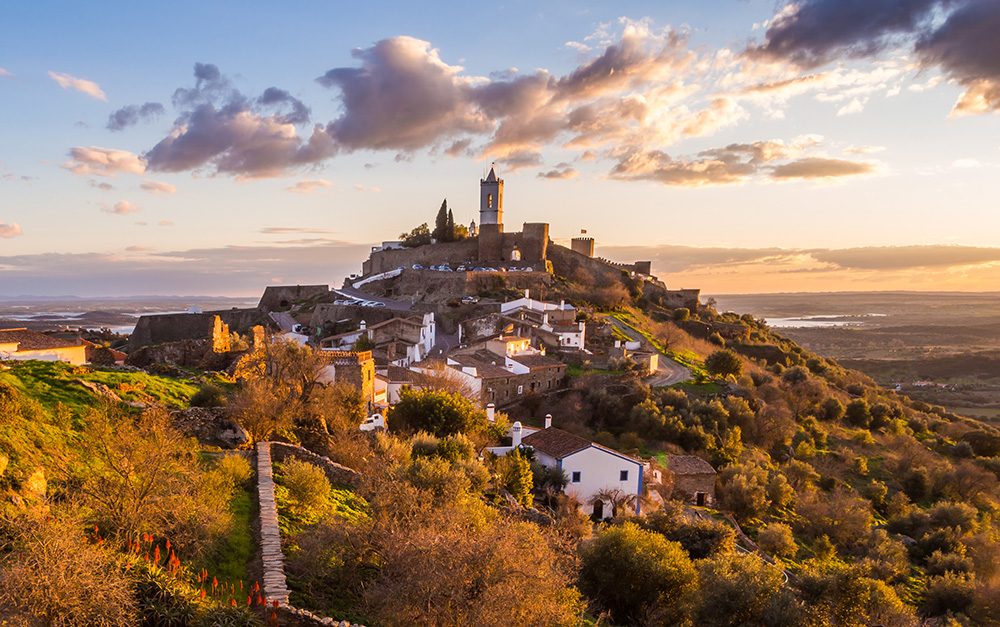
[2,0,999,297]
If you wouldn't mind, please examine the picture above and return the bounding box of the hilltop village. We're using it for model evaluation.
[5,168,1000,626]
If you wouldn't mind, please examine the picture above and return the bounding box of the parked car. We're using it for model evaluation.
[461,296,479,304]
[412,264,424,270]
[359,414,386,432]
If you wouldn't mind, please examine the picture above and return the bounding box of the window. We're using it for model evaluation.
[487,193,493,208]
[620,470,629,481]
[572,472,581,483]
[517,385,523,394]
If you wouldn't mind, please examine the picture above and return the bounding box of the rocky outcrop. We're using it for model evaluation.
[173,407,250,449]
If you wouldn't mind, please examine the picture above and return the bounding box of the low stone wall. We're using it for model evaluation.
[256,441,368,627]
[256,442,290,606]
[269,442,362,488]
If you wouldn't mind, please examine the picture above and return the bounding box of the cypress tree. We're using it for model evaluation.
[446,208,455,242]
[433,199,448,242]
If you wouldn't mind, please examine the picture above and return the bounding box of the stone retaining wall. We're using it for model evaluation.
[270,442,362,488]
[256,441,368,627]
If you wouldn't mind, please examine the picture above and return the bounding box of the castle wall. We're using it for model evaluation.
[257,285,329,311]
[478,224,504,261]
[363,239,479,275]
[519,223,549,262]
[126,311,262,352]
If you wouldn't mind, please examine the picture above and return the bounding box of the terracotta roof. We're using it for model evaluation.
[521,427,592,459]
[667,455,716,475]
[510,354,564,370]
[0,328,78,351]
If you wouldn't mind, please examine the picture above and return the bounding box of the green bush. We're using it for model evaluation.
[280,459,331,520]
[190,384,228,408]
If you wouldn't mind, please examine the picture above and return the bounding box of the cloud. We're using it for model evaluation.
[89,180,114,191]
[107,102,166,131]
[608,135,849,186]
[844,145,886,154]
[812,245,1000,270]
[317,36,489,152]
[63,146,146,177]
[126,245,152,252]
[836,97,866,116]
[101,200,141,215]
[47,71,107,101]
[2,174,32,183]
[143,63,335,178]
[747,0,942,69]
[593,243,1000,293]
[353,185,381,193]
[140,179,177,195]
[0,222,23,238]
[286,180,332,194]
[0,68,12,78]
[915,0,1000,115]
[159,220,173,226]
[767,157,878,179]
[0,240,370,297]
[538,164,579,179]
[748,0,1000,114]
[260,227,338,235]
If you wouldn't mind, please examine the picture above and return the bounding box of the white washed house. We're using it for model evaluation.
[493,419,644,518]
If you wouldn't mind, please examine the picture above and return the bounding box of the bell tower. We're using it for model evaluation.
[479,163,503,227]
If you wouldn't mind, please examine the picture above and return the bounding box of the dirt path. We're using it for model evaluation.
[606,316,692,386]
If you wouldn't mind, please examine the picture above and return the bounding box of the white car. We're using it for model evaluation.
[360,414,386,431]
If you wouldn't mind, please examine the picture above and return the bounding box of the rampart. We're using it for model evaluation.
[363,240,478,275]
[357,269,550,304]
[258,285,330,311]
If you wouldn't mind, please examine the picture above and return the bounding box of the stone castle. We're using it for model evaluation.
[361,164,698,310]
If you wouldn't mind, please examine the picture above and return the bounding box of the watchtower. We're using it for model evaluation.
[480,163,503,226]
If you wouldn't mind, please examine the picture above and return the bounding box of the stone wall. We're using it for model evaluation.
[357,270,550,304]
[127,309,272,352]
[363,240,479,275]
[269,442,361,488]
[258,285,330,311]
[256,442,290,607]
[257,442,368,627]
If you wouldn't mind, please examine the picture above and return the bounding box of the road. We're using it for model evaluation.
[332,286,414,312]
[606,316,691,386]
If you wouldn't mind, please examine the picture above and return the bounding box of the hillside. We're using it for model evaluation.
[4,296,1000,625]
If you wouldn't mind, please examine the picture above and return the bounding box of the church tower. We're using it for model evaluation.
[480,163,503,227]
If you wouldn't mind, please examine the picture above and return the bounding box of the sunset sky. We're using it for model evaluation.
[2,0,999,297]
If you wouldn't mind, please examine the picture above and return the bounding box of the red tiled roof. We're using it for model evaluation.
[0,328,78,351]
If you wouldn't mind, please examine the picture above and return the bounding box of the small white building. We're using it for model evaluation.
[494,419,644,518]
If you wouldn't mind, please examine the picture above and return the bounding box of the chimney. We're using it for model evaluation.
[560,299,565,310]
[544,414,552,429]
[512,421,523,447]
[524,288,529,298]
[360,320,367,330]
[615,340,621,348]
[486,403,495,423]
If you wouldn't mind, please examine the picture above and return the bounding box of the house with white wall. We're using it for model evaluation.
[492,418,644,518]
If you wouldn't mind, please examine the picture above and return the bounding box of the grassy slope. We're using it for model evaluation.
[0,360,201,413]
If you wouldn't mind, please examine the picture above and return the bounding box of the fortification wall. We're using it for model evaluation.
[128,309,272,352]
[257,285,330,311]
[364,240,479,275]
[357,270,550,304]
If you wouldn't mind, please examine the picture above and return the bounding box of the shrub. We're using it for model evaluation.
[190,383,228,408]
[705,349,743,380]
[758,523,797,558]
[921,572,976,617]
[280,458,331,519]
[579,522,696,626]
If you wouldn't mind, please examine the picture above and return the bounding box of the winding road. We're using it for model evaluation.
[605,316,691,386]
